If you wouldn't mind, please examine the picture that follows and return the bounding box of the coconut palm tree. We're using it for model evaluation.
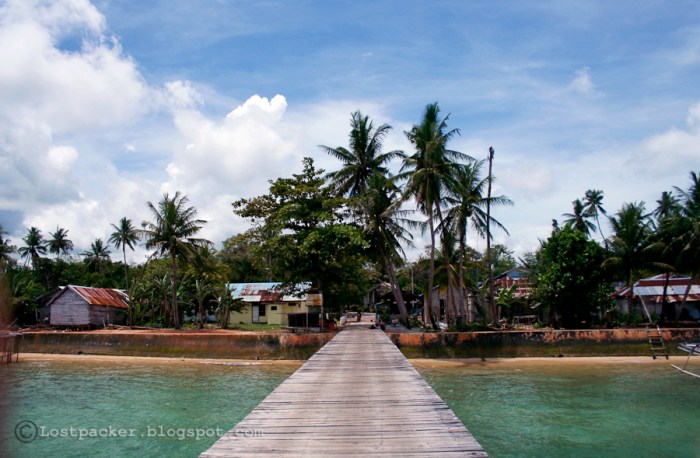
[362,172,415,325]
[322,111,411,324]
[109,217,140,290]
[563,199,596,236]
[397,102,468,329]
[47,226,74,259]
[320,111,404,198]
[662,172,700,307]
[583,189,607,241]
[141,192,210,329]
[654,191,681,223]
[82,239,111,274]
[0,225,14,263]
[443,160,512,322]
[18,227,47,268]
[603,202,654,286]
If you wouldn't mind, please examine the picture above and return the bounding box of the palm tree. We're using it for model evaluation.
[47,226,74,259]
[0,225,14,263]
[320,111,404,197]
[397,102,469,328]
[663,172,700,307]
[653,191,681,223]
[603,202,654,286]
[583,189,607,241]
[18,227,47,267]
[109,217,140,290]
[189,245,230,328]
[141,192,210,329]
[82,239,111,274]
[322,111,411,324]
[362,172,415,325]
[563,199,596,236]
[443,160,512,322]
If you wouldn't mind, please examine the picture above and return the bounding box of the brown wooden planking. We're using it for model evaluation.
[201,323,487,457]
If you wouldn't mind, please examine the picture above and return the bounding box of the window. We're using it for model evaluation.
[270,305,278,311]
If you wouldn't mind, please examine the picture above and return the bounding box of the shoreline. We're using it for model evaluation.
[17,352,692,367]
[16,353,305,366]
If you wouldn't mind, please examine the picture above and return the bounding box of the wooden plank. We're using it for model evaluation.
[201,323,487,457]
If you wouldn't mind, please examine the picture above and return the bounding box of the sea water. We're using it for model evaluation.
[1,358,299,458]
[2,357,699,458]
[415,359,700,458]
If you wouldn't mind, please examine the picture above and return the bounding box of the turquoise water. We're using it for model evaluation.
[2,357,699,458]
[415,359,700,458]
[1,358,298,458]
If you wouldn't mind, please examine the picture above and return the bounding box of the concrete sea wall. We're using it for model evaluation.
[390,328,700,358]
[20,332,334,360]
[18,328,700,359]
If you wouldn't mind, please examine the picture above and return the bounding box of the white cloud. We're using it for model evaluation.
[633,101,700,174]
[570,67,596,96]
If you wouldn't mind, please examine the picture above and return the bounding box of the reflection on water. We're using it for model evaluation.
[1,358,299,458]
[415,360,700,458]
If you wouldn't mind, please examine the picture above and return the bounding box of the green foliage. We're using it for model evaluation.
[233,157,370,312]
[531,226,611,328]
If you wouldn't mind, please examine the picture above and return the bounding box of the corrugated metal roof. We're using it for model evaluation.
[226,282,311,302]
[68,285,129,309]
[611,274,700,303]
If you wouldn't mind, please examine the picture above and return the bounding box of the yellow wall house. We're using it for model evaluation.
[226,282,321,325]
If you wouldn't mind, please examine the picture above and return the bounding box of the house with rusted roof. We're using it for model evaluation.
[226,282,322,325]
[45,285,128,326]
[610,274,700,322]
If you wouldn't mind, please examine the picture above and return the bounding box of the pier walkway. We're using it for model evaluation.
[201,320,487,457]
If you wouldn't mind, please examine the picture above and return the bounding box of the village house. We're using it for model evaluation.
[43,285,128,327]
[610,273,700,323]
[226,282,322,325]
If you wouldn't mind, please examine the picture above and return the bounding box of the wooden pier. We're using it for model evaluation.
[201,321,487,457]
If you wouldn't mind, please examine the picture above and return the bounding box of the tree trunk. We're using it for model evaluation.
[171,254,181,329]
[486,147,496,325]
[383,252,410,328]
[427,214,438,330]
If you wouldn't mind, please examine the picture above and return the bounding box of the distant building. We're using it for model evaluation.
[44,285,128,326]
[493,267,533,299]
[610,274,700,322]
[226,282,322,325]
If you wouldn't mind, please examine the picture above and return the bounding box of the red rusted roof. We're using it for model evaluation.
[611,274,700,303]
[68,285,129,309]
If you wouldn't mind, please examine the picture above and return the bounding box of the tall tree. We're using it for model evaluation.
[322,112,411,324]
[653,191,681,223]
[320,111,403,197]
[603,202,653,286]
[47,226,74,259]
[141,192,210,329]
[109,217,140,290]
[233,158,369,314]
[362,172,415,325]
[562,198,596,236]
[18,227,47,268]
[443,159,512,322]
[0,225,14,263]
[82,239,111,274]
[583,189,607,241]
[397,102,467,328]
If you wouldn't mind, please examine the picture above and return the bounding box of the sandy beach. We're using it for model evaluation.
[17,352,693,368]
[17,353,305,367]
[409,355,693,369]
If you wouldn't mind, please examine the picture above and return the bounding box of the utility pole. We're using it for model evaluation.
[486,147,495,325]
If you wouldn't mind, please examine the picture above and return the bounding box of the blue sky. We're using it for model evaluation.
[1,0,699,263]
